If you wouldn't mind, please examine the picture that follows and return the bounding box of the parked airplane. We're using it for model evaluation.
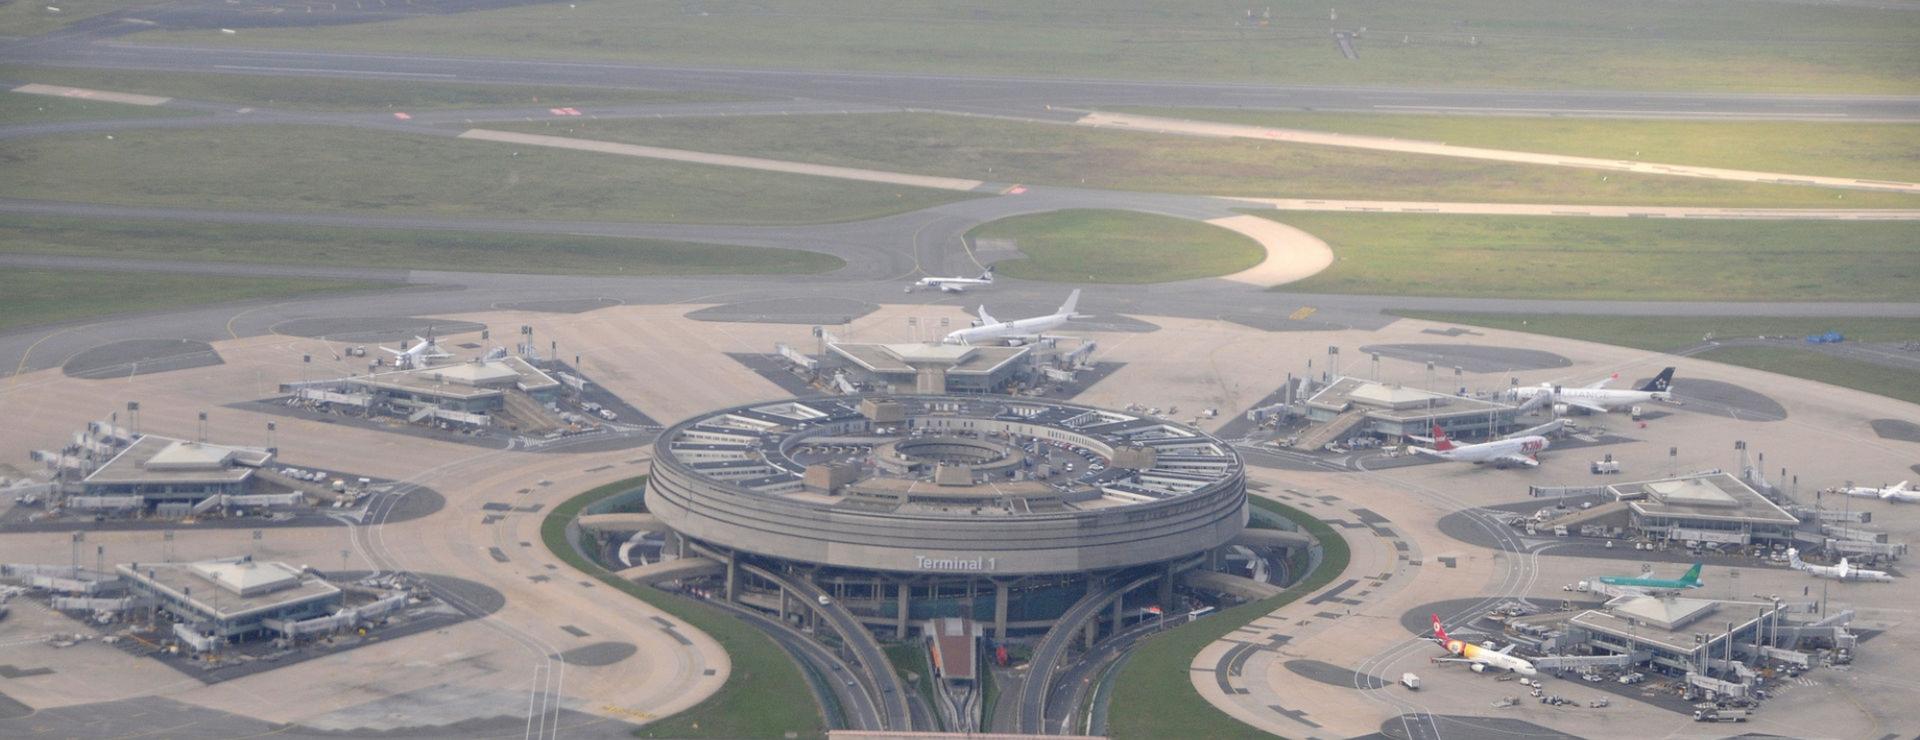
[1407,421,1556,468]
[1788,548,1892,582]
[1598,562,1704,592]
[907,266,994,293]
[1838,481,1919,503]
[1431,614,1537,675]
[1510,367,1675,414]
[382,332,451,370]
[943,290,1084,345]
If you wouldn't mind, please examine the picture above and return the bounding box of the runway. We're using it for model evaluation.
[13,41,1920,122]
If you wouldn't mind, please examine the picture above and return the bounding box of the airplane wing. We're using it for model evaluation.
[977,305,998,325]
[1561,399,1611,414]
[940,283,964,293]
[1502,419,1564,440]
[1496,644,1517,655]
[1585,374,1617,390]
[1495,454,1541,468]
[380,347,405,356]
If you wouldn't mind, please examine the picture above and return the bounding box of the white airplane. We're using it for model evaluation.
[1430,614,1537,675]
[1407,421,1556,468]
[382,332,451,370]
[943,290,1084,346]
[1511,367,1675,414]
[1788,548,1892,582]
[907,265,994,293]
[1838,481,1920,503]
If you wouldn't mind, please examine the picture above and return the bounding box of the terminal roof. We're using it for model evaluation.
[85,435,270,485]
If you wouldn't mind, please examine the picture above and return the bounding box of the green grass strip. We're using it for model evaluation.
[1389,311,1920,405]
[0,268,393,334]
[970,209,1263,284]
[541,478,826,738]
[1106,496,1351,739]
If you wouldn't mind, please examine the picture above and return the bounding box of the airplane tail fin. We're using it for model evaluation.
[1430,424,1455,452]
[1639,367,1676,393]
[1681,562,1703,586]
[1431,614,1450,642]
[1787,548,1803,569]
[1058,289,1081,318]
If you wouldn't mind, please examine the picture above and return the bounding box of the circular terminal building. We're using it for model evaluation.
[648,395,1247,637]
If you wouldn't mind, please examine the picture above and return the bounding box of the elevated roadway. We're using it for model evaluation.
[736,562,914,732]
[613,556,723,586]
[1016,571,1161,735]
[702,597,883,731]
[576,512,669,534]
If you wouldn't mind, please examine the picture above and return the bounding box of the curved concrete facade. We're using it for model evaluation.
[648,395,1247,576]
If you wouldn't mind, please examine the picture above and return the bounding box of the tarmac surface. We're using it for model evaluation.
[685,297,880,326]
[1870,418,1920,442]
[553,641,637,668]
[268,316,487,342]
[1358,343,1573,373]
[1658,377,1789,421]
[61,338,221,379]
[1285,658,1387,690]
[3,14,1920,740]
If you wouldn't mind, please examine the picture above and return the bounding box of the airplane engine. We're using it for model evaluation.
[1471,662,1489,673]
[1552,403,1570,416]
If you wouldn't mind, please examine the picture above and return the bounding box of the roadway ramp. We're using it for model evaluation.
[1233,528,1314,549]
[577,512,669,534]
[615,557,723,585]
[1181,570,1283,601]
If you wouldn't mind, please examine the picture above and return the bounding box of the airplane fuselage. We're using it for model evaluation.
[944,313,1069,345]
[1412,435,1549,465]
[1443,639,1538,675]
[1513,385,1669,410]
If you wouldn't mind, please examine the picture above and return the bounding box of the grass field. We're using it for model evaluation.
[1386,313,1920,353]
[0,66,744,112]
[884,643,942,731]
[488,113,1915,209]
[1258,213,1920,301]
[0,268,390,334]
[1390,312,1920,405]
[0,216,843,275]
[133,1,1920,94]
[1106,497,1349,739]
[1,91,192,124]
[968,210,1262,284]
[0,0,133,38]
[0,125,971,225]
[541,478,825,739]
[1691,346,1920,406]
[1119,109,1920,185]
